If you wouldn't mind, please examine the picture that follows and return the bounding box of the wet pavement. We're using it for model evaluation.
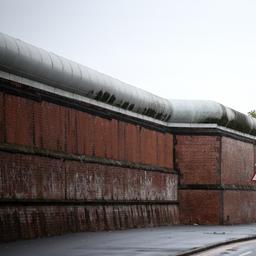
[1,224,256,256]
[196,239,256,256]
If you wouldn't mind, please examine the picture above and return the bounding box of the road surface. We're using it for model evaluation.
[196,240,256,256]
[1,225,256,256]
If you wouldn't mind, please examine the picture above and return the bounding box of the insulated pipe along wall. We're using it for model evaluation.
[169,100,256,135]
[0,32,255,135]
[0,33,172,122]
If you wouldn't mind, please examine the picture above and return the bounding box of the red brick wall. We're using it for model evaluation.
[0,92,4,143]
[2,82,256,238]
[176,134,256,225]
[221,137,256,224]
[5,94,34,147]
[221,137,254,186]
[176,135,221,185]
[0,88,177,241]
[0,151,177,202]
[176,135,221,224]
[0,151,178,240]
[255,144,256,174]
[1,92,173,169]
[0,204,179,242]
[179,190,221,224]
[223,191,256,224]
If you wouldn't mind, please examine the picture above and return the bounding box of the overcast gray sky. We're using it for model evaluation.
[0,0,255,114]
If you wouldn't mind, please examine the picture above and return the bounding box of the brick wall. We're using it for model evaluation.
[176,136,221,185]
[2,92,173,168]
[179,190,221,225]
[223,191,256,224]
[0,151,178,241]
[0,151,177,202]
[176,135,221,224]
[2,80,256,240]
[0,204,179,241]
[0,85,178,241]
[221,137,254,186]
[221,137,256,224]
[176,134,256,225]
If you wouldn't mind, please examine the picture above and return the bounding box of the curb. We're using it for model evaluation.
[177,235,256,256]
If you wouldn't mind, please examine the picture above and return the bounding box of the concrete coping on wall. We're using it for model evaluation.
[0,32,256,137]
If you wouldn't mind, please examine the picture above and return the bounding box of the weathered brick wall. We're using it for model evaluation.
[0,152,177,202]
[221,137,254,186]
[176,134,256,225]
[221,137,256,224]
[2,80,255,240]
[2,92,172,168]
[0,85,178,241]
[223,191,256,224]
[0,204,179,241]
[179,190,221,225]
[176,135,221,224]
[0,151,178,241]
[176,136,221,185]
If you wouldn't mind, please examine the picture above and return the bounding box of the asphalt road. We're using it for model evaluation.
[196,240,256,256]
[1,225,256,256]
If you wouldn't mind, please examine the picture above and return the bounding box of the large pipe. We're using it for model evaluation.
[0,32,255,135]
[0,33,172,122]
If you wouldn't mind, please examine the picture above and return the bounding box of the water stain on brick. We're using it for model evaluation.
[0,91,179,241]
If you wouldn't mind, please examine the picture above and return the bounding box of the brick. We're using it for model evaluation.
[38,102,65,151]
[84,113,94,156]
[223,191,256,224]
[150,130,157,166]
[0,89,179,242]
[134,125,141,163]
[76,111,87,155]
[179,190,221,224]
[0,92,4,143]
[94,116,106,158]
[0,151,65,200]
[2,92,174,168]
[255,145,256,174]
[33,100,43,148]
[65,108,78,154]
[221,137,254,185]
[143,128,156,166]
[77,112,95,156]
[157,132,165,168]
[0,204,179,241]
[104,119,112,159]
[164,133,173,168]
[176,135,221,185]
[117,121,125,161]
[124,123,135,162]
[109,119,118,160]
[5,94,34,146]
[140,127,149,165]
[58,105,66,152]
[0,151,177,202]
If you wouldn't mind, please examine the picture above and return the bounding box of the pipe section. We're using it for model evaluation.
[0,32,255,135]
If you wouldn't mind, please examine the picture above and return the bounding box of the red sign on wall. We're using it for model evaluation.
[252,172,256,182]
